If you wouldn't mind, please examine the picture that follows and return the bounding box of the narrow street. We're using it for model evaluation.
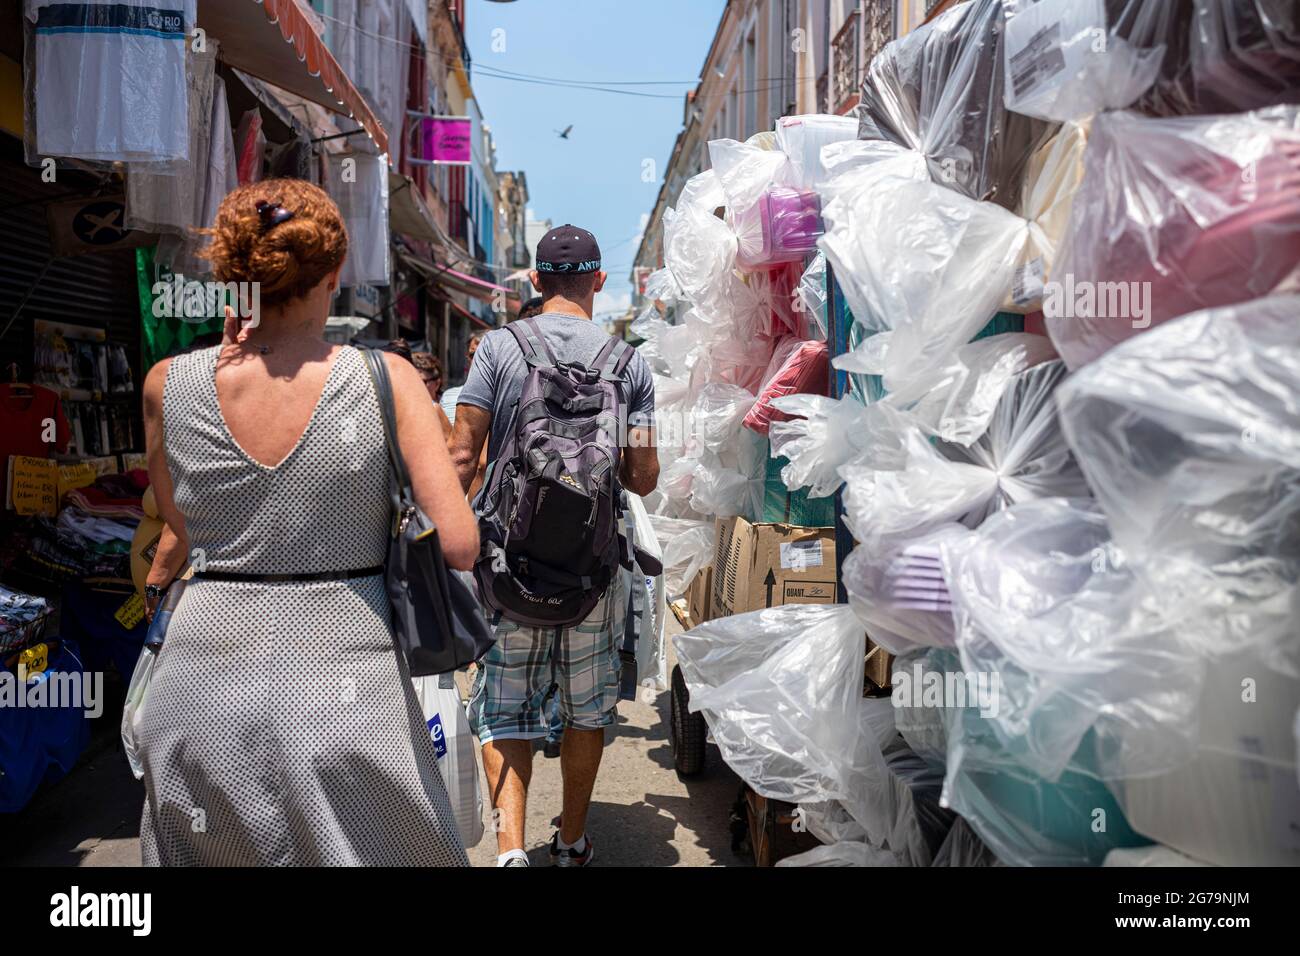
[2,620,748,868]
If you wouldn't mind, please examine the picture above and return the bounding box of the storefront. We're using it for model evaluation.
[0,0,389,816]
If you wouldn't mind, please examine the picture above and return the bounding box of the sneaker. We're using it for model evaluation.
[549,832,594,867]
[502,856,530,868]
[543,738,562,759]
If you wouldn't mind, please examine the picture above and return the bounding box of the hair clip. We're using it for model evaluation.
[255,199,296,231]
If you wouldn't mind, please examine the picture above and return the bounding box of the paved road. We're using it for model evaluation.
[1,618,748,868]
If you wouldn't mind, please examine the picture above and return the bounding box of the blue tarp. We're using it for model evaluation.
[0,640,91,813]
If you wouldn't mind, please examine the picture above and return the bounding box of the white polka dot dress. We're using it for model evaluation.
[138,346,468,867]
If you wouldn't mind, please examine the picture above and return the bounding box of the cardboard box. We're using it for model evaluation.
[687,566,713,628]
[710,516,836,619]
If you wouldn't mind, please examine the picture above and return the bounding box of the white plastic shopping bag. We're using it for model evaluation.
[627,493,668,694]
[121,645,157,781]
[412,672,485,847]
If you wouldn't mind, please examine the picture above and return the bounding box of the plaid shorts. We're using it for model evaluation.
[468,575,625,743]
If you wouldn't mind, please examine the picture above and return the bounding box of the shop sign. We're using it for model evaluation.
[8,456,59,517]
[406,114,472,166]
[46,195,153,256]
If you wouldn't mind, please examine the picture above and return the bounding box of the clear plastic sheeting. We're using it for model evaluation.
[1102,846,1211,868]
[776,841,901,867]
[1056,295,1300,679]
[767,394,884,499]
[707,137,793,219]
[644,514,714,600]
[942,706,1152,866]
[823,175,1029,391]
[1045,107,1300,370]
[1108,0,1300,118]
[796,252,829,341]
[857,0,1055,210]
[839,362,1087,547]
[673,605,887,820]
[1104,648,1300,866]
[932,817,1001,867]
[844,525,971,657]
[24,0,196,165]
[880,332,1059,447]
[775,114,859,190]
[944,498,1206,783]
[1001,0,1164,123]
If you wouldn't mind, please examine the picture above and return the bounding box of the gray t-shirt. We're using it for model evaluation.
[456,313,656,464]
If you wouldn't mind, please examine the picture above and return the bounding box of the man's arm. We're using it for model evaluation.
[449,404,492,495]
[620,426,659,497]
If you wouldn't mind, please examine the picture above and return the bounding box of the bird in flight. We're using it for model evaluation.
[555,125,573,139]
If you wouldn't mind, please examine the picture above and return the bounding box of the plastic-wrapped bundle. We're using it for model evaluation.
[732,187,824,271]
[1045,107,1300,369]
[944,498,1207,783]
[768,394,902,500]
[891,649,952,768]
[674,605,901,846]
[1001,0,1166,123]
[857,0,1056,210]
[844,525,973,657]
[644,514,714,600]
[1001,121,1089,313]
[944,712,1152,866]
[1056,294,1300,679]
[880,738,957,866]
[776,841,902,867]
[839,361,1088,547]
[24,0,196,164]
[742,340,829,437]
[880,332,1059,447]
[775,114,859,190]
[1107,0,1300,118]
[662,203,737,309]
[708,137,794,218]
[1104,647,1300,866]
[822,174,1029,391]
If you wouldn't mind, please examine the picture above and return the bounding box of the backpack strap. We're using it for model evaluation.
[507,317,556,369]
[592,334,635,383]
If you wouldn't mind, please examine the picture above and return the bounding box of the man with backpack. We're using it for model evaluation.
[449,225,659,867]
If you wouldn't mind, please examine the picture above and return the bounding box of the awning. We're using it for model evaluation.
[198,0,388,155]
[444,297,495,332]
[400,252,521,309]
[389,171,439,244]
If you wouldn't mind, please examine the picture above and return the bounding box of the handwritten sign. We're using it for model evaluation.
[9,456,59,517]
[115,592,146,630]
[57,462,98,500]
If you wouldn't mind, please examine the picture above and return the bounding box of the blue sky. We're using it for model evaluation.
[465,0,727,322]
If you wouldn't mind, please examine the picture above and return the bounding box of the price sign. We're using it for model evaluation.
[9,456,59,517]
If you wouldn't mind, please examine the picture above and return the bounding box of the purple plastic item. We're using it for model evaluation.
[735,187,823,270]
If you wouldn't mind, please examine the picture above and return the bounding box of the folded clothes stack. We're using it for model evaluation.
[0,584,50,652]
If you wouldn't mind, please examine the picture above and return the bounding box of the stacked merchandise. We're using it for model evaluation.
[18,472,146,584]
[637,114,858,606]
[671,0,1300,867]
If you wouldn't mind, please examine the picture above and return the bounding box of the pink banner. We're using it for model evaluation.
[411,115,471,165]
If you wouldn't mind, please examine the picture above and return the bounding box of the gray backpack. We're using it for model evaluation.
[473,318,658,627]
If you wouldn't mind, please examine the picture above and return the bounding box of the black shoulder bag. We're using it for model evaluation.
[363,349,495,676]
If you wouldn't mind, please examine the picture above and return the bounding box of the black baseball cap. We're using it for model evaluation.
[535,224,602,274]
